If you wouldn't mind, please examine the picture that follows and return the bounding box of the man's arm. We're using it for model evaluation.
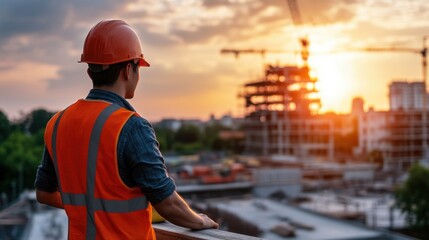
[123,118,218,229]
[35,147,63,208]
[36,190,64,209]
[153,191,218,229]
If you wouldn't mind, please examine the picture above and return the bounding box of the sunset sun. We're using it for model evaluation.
[310,54,357,113]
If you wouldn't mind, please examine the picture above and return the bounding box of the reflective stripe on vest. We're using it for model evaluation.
[50,104,149,239]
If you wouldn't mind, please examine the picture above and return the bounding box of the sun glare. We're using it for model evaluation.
[310,55,356,113]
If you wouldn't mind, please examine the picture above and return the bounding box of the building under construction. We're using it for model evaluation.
[240,64,335,161]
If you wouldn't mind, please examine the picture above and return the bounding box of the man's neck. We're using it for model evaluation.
[93,85,126,98]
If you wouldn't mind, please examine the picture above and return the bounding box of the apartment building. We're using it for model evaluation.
[355,81,429,172]
[389,81,428,110]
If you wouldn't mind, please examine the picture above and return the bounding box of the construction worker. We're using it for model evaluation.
[34,19,218,239]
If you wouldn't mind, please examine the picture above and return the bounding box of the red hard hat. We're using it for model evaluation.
[80,20,150,67]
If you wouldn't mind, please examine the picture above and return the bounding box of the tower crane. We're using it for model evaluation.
[220,48,296,59]
[286,0,302,25]
[286,0,310,67]
[363,36,427,86]
[220,0,311,67]
[219,41,309,66]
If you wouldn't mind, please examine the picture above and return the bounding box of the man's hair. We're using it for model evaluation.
[87,60,138,87]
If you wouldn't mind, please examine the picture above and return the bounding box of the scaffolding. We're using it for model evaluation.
[240,64,334,161]
[385,110,429,171]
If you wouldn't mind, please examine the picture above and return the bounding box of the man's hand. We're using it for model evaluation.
[199,213,219,229]
[153,191,219,230]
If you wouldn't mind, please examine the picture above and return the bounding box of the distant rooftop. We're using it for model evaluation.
[213,198,411,240]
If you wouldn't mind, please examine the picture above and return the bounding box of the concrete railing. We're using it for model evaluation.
[153,222,264,240]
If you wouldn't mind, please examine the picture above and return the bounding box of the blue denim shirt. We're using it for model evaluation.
[35,89,175,204]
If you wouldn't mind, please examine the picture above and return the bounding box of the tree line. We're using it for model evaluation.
[154,122,243,155]
[0,109,54,204]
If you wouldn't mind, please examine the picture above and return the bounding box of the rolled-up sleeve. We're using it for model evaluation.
[122,117,176,205]
[34,147,59,193]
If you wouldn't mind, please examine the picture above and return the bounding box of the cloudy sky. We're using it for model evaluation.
[1,0,429,122]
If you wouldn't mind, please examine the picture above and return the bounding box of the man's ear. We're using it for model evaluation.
[123,63,131,80]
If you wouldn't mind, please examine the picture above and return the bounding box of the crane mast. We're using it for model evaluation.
[286,0,303,25]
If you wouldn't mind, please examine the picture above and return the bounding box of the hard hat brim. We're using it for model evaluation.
[79,58,151,67]
[139,59,150,67]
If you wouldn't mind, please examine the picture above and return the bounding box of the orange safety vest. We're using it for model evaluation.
[45,100,155,240]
